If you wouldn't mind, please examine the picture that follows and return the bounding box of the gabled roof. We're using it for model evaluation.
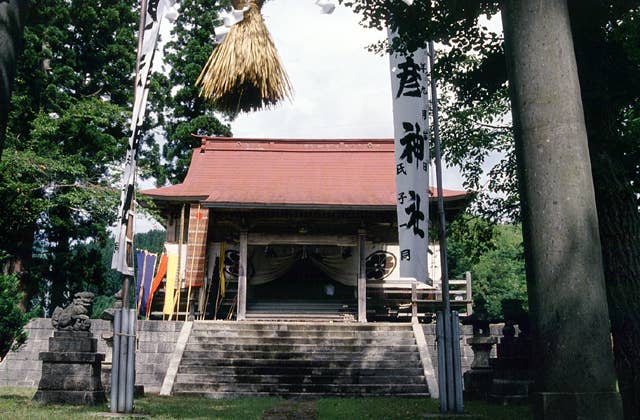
[142,136,469,210]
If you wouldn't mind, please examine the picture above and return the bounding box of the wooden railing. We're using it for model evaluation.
[366,272,473,320]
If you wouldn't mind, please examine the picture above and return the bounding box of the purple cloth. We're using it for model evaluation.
[135,251,157,315]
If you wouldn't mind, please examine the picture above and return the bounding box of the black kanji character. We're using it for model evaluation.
[399,122,425,169]
[396,55,422,98]
[400,191,425,238]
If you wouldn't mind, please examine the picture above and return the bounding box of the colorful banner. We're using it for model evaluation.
[135,250,157,315]
[147,253,168,316]
[388,32,430,284]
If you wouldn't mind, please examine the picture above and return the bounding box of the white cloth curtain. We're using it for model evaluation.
[309,253,358,287]
[205,244,360,287]
[248,246,298,285]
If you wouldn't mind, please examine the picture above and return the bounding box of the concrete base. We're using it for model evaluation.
[533,392,623,420]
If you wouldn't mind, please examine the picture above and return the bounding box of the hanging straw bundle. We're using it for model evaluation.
[196,0,292,113]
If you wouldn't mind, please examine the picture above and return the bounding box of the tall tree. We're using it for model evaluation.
[143,0,231,186]
[340,0,640,416]
[1,0,137,311]
[0,0,29,159]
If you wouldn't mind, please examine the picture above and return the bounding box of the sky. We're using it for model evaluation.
[141,0,479,231]
[223,0,466,189]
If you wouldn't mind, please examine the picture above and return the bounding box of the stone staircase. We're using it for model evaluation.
[171,321,430,398]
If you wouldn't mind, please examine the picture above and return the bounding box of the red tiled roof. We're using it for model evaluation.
[142,137,469,209]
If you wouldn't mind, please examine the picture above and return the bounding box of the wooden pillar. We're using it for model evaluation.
[237,230,248,321]
[357,229,367,323]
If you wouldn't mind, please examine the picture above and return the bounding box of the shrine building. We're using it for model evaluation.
[141,136,471,322]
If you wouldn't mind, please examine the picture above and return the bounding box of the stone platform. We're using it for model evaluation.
[33,330,106,405]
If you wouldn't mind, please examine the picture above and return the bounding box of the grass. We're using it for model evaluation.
[0,388,531,419]
[317,398,531,420]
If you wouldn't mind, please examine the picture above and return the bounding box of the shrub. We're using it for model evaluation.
[0,272,29,358]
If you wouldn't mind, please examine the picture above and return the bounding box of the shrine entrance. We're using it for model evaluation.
[245,245,358,320]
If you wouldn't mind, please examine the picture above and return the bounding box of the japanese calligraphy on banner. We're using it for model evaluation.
[388,33,431,285]
[112,0,177,275]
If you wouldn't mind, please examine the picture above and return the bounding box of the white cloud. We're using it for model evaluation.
[231,0,393,140]
[229,0,464,189]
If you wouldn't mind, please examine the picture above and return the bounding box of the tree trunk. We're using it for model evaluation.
[502,1,622,418]
[594,162,640,420]
[569,3,640,417]
[2,224,37,311]
[0,0,29,159]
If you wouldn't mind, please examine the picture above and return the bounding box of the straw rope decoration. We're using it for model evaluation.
[196,0,293,113]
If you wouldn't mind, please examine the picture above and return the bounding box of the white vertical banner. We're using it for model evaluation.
[388,32,431,285]
[112,0,177,275]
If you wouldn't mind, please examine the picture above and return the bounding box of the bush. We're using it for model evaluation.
[471,224,528,320]
[0,272,29,358]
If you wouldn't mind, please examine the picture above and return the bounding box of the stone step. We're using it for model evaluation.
[182,343,418,353]
[180,350,420,362]
[174,373,426,385]
[171,321,426,398]
[172,391,430,399]
[172,382,429,395]
[189,329,415,340]
[177,365,425,377]
[191,322,412,332]
[178,358,422,369]
[187,336,417,346]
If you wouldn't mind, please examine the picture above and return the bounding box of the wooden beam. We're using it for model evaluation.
[237,230,248,320]
[357,229,367,323]
[247,233,357,246]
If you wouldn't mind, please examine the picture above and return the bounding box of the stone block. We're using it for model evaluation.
[40,352,104,363]
[136,363,155,374]
[49,337,97,353]
[36,371,102,391]
[33,390,105,405]
[137,341,158,353]
[29,318,52,329]
[140,321,179,332]
[153,358,171,373]
[135,352,158,366]
[157,342,176,353]
[53,330,92,339]
[533,392,622,420]
[30,329,53,340]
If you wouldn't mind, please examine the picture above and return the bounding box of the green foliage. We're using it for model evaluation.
[470,224,527,320]
[144,0,232,186]
[447,213,496,279]
[134,229,166,256]
[1,0,137,311]
[447,215,527,321]
[0,265,29,357]
[91,294,115,319]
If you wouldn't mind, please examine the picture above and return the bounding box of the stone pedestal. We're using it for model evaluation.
[33,330,106,405]
[463,336,498,400]
[488,334,533,404]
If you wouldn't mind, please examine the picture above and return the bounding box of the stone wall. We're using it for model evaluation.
[422,323,505,379]
[1,318,505,394]
[0,318,182,393]
[422,323,474,378]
